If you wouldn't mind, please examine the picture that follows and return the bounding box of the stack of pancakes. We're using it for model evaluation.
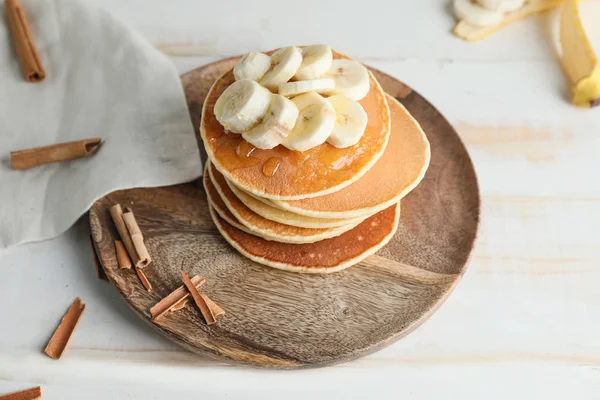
[201,51,431,273]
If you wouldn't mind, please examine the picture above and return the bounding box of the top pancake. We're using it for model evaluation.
[200,50,391,201]
[267,95,431,218]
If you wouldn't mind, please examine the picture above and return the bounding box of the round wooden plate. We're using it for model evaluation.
[89,58,480,369]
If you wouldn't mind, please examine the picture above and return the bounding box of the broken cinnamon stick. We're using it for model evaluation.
[170,298,188,312]
[168,290,223,317]
[150,274,205,319]
[4,0,45,82]
[122,208,151,268]
[135,267,152,292]
[115,240,131,269]
[181,271,215,325]
[44,297,85,359]
[10,138,101,170]
[0,386,42,400]
[109,204,149,268]
[203,293,225,318]
[89,235,108,281]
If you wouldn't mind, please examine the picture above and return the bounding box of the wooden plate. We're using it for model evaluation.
[89,58,480,369]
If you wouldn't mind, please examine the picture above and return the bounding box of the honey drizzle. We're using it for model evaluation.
[262,157,282,177]
[214,134,261,170]
[236,140,256,157]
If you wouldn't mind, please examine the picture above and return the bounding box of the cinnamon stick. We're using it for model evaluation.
[4,0,45,82]
[135,267,152,292]
[181,271,215,325]
[89,235,108,281]
[170,298,188,312]
[122,208,151,268]
[10,138,101,170]
[44,297,85,359]
[115,240,131,269]
[162,284,223,317]
[109,204,149,268]
[150,275,205,319]
[203,293,225,318]
[0,386,42,400]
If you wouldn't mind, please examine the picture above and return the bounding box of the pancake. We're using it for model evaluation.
[208,162,365,229]
[202,163,257,233]
[209,202,400,273]
[205,179,254,233]
[265,95,431,218]
[200,50,391,201]
[204,163,361,244]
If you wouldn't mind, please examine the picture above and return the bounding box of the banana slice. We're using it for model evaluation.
[242,94,299,149]
[259,47,303,91]
[214,79,272,134]
[281,92,336,152]
[234,52,271,81]
[323,59,371,101]
[476,0,525,12]
[453,0,504,27]
[294,44,333,80]
[278,78,335,97]
[326,95,368,149]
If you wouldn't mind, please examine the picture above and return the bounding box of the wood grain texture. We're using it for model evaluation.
[88,58,480,368]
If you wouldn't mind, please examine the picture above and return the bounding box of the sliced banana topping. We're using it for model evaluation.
[214,79,272,134]
[323,59,371,101]
[260,46,303,91]
[234,52,271,81]
[476,0,525,12]
[326,95,368,149]
[294,44,333,80]
[279,78,335,97]
[281,92,336,152]
[242,94,299,149]
[453,0,504,27]
[213,45,379,152]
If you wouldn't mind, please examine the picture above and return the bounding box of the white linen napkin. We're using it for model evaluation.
[0,0,202,249]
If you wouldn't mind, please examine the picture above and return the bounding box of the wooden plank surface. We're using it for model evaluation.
[1,0,600,397]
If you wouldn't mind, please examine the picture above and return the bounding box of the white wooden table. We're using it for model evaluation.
[2,1,600,398]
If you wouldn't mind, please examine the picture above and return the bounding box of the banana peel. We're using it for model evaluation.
[560,0,600,107]
[453,0,565,42]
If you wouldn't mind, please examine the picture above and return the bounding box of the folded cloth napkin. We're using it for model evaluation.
[0,0,202,249]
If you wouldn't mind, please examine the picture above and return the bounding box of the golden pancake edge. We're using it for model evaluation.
[204,163,363,244]
[209,202,400,274]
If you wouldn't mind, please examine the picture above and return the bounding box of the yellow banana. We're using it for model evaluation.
[560,0,600,107]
